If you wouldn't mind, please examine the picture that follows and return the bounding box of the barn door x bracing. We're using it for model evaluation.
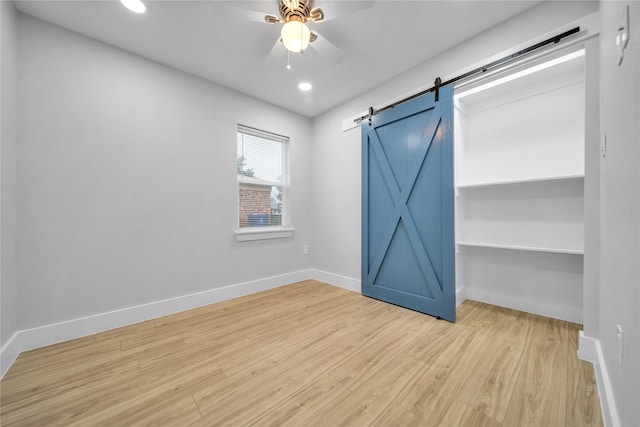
[362,86,455,321]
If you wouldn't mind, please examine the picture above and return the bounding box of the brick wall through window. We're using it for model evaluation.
[238,183,272,227]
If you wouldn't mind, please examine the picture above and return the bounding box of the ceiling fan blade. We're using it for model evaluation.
[312,0,373,22]
[309,31,343,64]
[263,37,286,68]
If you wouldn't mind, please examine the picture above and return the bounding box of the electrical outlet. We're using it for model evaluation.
[617,324,624,367]
[303,244,309,255]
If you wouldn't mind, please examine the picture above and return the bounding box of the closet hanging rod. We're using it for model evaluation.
[355,26,580,124]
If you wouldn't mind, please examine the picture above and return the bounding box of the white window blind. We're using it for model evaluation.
[237,125,289,229]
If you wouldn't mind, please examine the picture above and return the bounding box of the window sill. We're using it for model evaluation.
[234,227,296,242]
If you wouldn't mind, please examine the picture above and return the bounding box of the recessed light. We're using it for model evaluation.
[298,82,312,91]
[121,0,146,14]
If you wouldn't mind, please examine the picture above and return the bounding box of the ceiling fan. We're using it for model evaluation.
[224,0,373,67]
[264,0,325,52]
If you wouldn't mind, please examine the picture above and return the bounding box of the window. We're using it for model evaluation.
[236,125,289,232]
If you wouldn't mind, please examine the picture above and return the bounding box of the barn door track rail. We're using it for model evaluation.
[357,26,580,125]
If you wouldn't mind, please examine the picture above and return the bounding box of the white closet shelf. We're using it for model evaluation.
[456,174,584,189]
[456,241,584,255]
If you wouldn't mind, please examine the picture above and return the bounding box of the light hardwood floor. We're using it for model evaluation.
[0,280,602,426]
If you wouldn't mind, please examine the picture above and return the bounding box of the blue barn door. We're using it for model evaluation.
[362,86,455,321]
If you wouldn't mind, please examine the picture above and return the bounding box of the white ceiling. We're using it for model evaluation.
[13,0,541,118]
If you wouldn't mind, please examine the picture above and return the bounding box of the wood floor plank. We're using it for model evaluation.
[2,356,222,426]
[245,291,376,348]
[0,360,141,425]
[67,388,202,427]
[342,389,433,427]
[312,352,431,426]
[328,310,431,391]
[0,280,602,427]
[365,400,432,427]
[1,331,184,411]
[398,300,485,368]
[250,374,352,427]
[393,303,504,425]
[192,334,351,425]
[438,400,502,427]
[215,297,395,378]
[0,348,136,407]
[502,315,570,427]
[456,307,532,422]
[2,337,120,380]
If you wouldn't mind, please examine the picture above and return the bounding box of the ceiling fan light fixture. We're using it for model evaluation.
[281,21,311,53]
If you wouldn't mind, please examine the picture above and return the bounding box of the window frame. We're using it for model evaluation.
[234,125,294,241]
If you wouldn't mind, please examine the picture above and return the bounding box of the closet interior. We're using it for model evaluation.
[454,46,587,323]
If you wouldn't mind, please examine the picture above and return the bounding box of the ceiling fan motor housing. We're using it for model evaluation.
[278,0,323,23]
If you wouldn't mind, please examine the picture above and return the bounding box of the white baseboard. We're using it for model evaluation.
[310,269,360,293]
[578,330,597,362]
[456,286,467,306]
[465,287,582,324]
[0,333,21,379]
[0,269,312,379]
[591,339,620,427]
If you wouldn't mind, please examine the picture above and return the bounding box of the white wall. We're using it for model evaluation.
[310,1,598,281]
[583,36,600,341]
[598,1,640,425]
[16,14,313,330]
[1,1,19,354]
